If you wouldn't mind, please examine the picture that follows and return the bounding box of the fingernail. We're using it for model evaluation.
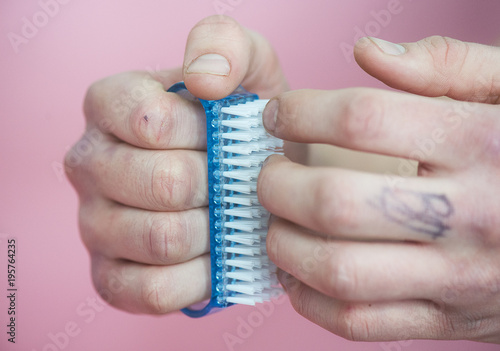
[263,99,278,133]
[369,37,406,55]
[186,54,230,76]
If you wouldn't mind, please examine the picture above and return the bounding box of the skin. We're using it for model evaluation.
[66,15,500,343]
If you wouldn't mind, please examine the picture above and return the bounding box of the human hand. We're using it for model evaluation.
[258,36,500,343]
[65,15,288,314]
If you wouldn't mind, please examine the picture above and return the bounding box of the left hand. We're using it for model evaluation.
[258,36,500,343]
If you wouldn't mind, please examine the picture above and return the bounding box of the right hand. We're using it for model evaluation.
[65,15,288,314]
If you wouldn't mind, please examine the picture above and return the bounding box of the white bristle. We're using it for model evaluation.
[221,99,269,117]
[224,219,263,232]
[223,182,256,194]
[225,257,266,270]
[224,206,263,218]
[223,195,258,206]
[221,117,260,130]
[222,155,268,167]
[225,244,261,256]
[222,169,260,181]
[224,234,261,245]
[222,139,282,155]
[226,282,266,295]
[221,129,265,142]
[226,269,267,282]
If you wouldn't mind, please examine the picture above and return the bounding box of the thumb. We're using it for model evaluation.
[354,36,500,104]
[183,15,288,100]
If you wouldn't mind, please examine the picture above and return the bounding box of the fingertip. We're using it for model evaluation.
[183,15,249,100]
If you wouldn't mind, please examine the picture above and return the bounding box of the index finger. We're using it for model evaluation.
[84,69,207,150]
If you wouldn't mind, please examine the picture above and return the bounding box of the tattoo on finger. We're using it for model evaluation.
[370,187,454,239]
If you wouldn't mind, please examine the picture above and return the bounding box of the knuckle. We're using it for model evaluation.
[146,214,188,264]
[140,270,174,314]
[421,36,469,73]
[341,90,384,142]
[129,94,175,148]
[323,250,358,298]
[150,153,192,210]
[337,304,372,341]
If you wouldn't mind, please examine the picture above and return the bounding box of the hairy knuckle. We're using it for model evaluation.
[342,90,384,142]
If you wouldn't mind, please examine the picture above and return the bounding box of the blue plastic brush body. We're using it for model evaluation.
[168,82,282,318]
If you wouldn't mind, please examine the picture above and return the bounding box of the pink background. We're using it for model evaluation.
[2,0,500,350]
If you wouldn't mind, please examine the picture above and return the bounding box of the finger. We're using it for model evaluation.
[80,199,209,265]
[84,69,207,149]
[354,36,500,104]
[259,155,456,242]
[81,142,207,211]
[262,88,499,167]
[91,255,210,314]
[279,271,483,341]
[183,15,288,100]
[267,217,449,302]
